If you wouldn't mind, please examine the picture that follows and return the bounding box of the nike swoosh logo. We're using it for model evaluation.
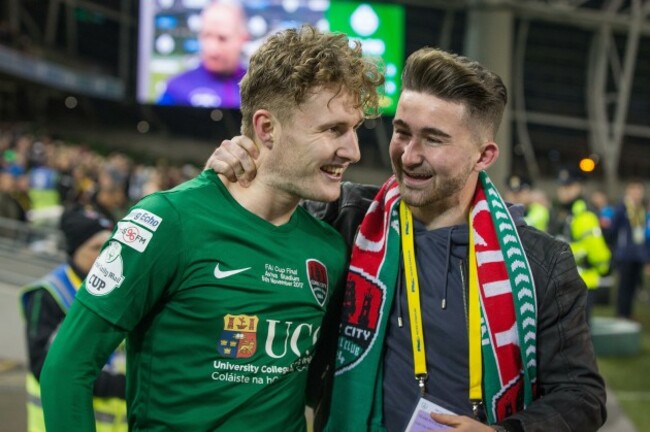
[214,263,251,279]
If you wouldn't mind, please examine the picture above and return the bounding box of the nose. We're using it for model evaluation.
[337,130,361,164]
[400,139,423,167]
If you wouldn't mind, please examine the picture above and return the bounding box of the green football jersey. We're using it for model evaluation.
[76,171,348,431]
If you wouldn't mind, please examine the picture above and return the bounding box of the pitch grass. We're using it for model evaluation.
[594,299,650,432]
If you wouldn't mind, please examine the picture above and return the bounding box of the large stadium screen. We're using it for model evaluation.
[137,0,404,115]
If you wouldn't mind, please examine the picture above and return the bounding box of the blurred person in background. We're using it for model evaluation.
[27,143,61,222]
[0,145,31,236]
[126,164,152,202]
[53,146,77,206]
[157,0,249,108]
[71,160,99,205]
[0,168,30,240]
[82,165,128,224]
[610,179,650,319]
[19,207,126,432]
[505,174,550,232]
[553,168,611,324]
[589,189,615,243]
[0,168,29,223]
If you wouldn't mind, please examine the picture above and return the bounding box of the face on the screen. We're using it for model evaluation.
[199,4,248,75]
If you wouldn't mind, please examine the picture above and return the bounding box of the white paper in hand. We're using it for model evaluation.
[404,397,456,431]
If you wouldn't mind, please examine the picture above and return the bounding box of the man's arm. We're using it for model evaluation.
[505,233,606,432]
[302,182,379,248]
[40,300,126,432]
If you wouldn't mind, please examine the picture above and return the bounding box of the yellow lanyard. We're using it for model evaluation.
[468,212,483,407]
[399,201,483,405]
[399,201,428,394]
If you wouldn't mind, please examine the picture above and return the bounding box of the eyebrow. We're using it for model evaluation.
[392,119,452,139]
[322,118,365,131]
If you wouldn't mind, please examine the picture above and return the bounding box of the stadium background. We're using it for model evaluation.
[1,1,649,431]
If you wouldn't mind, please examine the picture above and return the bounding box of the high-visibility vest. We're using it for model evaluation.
[565,200,612,290]
[20,264,128,432]
[525,202,550,232]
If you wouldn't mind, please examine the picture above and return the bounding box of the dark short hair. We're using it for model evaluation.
[401,47,507,139]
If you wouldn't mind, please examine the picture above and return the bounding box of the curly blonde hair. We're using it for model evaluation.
[240,25,384,137]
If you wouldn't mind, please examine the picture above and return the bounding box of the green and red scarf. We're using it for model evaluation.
[324,172,537,431]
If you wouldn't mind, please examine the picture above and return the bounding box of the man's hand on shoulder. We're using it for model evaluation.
[204,136,259,187]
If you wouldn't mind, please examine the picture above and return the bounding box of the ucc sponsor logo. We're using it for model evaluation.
[217,317,321,361]
[212,318,319,385]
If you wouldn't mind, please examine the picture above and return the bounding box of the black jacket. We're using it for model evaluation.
[304,182,606,432]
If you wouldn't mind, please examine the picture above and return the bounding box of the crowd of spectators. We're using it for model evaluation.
[0,124,200,250]
[506,171,650,323]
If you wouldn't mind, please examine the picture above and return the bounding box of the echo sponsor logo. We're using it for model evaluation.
[123,209,163,232]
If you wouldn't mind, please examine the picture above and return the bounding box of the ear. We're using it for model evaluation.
[475,141,499,171]
[252,109,276,150]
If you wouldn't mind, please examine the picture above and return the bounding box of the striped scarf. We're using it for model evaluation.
[324,172,537,431]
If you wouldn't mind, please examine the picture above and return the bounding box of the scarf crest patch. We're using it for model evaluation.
[335,178,400,373]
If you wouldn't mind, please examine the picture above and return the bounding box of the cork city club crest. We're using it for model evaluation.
[218,314,259,359]
[306,259,329,307]
[336,268,384,370]
[492,374,526,420]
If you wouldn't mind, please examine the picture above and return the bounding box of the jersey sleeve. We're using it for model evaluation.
[75,193,184,331]
[41,301,127,432]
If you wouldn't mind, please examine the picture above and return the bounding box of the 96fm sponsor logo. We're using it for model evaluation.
[112,221,153,252]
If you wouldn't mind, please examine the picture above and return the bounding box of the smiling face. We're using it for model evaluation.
[390,90,493,222]
[259,87,363,203]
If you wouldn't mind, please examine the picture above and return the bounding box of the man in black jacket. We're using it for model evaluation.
[207,47,606,432]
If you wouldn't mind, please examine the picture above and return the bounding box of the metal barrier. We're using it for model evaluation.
[0,217,65,286]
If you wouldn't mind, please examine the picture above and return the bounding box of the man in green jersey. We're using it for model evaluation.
[40,25,384,431]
